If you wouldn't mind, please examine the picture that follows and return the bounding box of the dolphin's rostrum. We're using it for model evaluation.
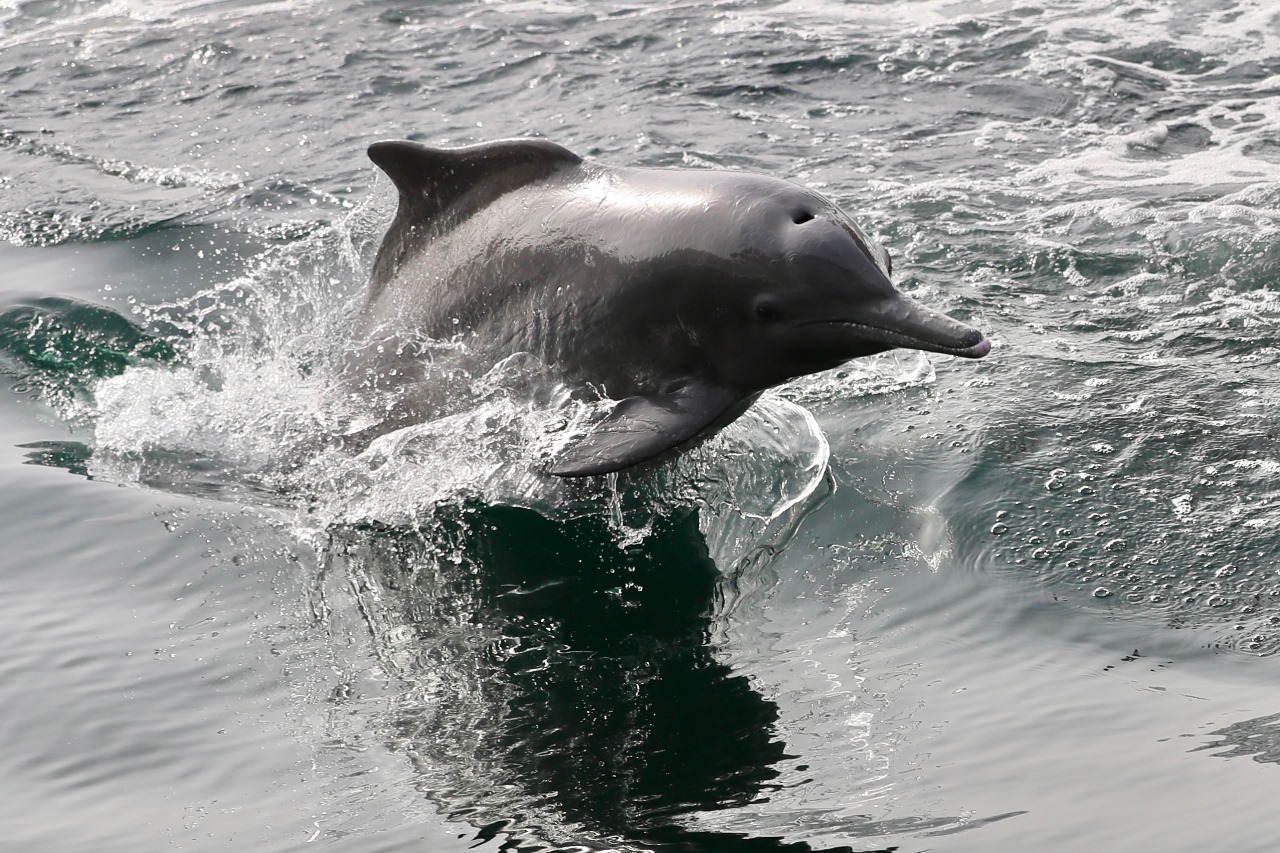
[351,138,990,477]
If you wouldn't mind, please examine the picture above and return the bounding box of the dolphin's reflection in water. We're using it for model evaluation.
[326,503,868,852]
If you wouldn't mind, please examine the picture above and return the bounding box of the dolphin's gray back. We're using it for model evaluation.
[357,141,902,393]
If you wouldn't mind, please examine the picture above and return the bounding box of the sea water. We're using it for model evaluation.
[2,1,1279,851]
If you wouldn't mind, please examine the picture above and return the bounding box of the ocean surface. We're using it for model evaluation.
[2,0,1279,850]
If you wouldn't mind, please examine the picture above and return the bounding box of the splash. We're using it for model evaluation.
[50,194,955,554]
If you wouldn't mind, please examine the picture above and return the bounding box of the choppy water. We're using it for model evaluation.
[2,0,1279,850]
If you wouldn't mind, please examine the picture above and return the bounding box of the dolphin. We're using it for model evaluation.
[349,138,990,477]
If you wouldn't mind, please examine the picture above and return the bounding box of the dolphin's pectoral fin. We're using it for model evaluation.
[549,382,743,478]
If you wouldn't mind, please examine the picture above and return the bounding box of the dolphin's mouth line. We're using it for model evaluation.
[800,319,992,358]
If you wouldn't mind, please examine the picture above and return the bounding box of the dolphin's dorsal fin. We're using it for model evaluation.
[368,138,581,223]
[549,381,746,478]
[366,139,582,293]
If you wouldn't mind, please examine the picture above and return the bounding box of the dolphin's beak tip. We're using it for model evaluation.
[967,335,992,358]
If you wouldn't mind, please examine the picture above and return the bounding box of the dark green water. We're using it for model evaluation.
[2,1,1279,851]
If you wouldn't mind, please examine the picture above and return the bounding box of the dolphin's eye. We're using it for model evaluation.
[791,209,815,225]
[756,302,784,322]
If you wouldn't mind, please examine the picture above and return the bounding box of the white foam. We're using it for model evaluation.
[76,192,945,556]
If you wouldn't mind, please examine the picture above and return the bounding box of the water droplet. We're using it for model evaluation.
[991,522,1008,535]
[1093,587,1113,598]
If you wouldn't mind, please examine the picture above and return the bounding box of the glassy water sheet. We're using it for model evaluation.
[10,376,1279,853]
[0,421,470,852]
[705,398,1280,852]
